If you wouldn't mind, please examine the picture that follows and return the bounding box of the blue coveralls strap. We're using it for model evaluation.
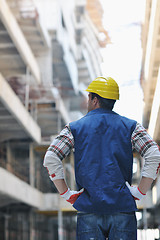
[69,108,137,214]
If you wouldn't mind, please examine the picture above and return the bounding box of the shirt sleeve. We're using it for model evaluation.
[43,151,65,180]
[43,125,74,180]
[131,122,160,180]
[47,125,74,160]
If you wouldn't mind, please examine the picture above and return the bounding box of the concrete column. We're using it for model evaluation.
[36,50,53,86]
[30,101,38,122]
[143,208,148,240]
[58,112,62,133]
[29,211,35,240]
[4,214,9,240]
[58,209,63,240]
[70,153,75,190]
[6,142,13,173]
[29,144,35,187]
[25,67,30,111]
[36,154,41,191]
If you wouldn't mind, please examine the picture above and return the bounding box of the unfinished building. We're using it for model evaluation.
[0,0,107,239]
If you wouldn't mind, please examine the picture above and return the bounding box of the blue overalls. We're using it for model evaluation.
[69,108,137,214]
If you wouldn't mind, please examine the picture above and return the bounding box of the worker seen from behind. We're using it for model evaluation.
[43,77,160,240]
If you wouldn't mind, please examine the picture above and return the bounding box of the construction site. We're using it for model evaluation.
[0,0,160,239]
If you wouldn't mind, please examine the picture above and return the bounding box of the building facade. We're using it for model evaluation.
[139,0,160,233]
[0,0,106,239]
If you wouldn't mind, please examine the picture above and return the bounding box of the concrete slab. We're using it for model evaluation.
[0,0,41,83]
[0,167,44,208]
[0,73,41,143]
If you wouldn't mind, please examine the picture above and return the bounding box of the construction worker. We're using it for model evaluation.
[43,77,160,240]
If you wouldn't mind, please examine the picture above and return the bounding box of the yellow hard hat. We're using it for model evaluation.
[85,76,119,100]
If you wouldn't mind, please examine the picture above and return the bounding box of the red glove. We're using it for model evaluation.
[60,188,84,204]
[126,182,146,200]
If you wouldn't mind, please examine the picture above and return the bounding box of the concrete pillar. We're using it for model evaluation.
[25,67,30,111]
[58,209,63,240]
[4,214,9,240]
[36,50,53,86]
[143,208,148,240]
[58,112,62,133]
[70,153,75,190]
[29,211,35,240]
[36,154,41,191]
[29,144,35,187]
[30,101,38,122]
[6,142,13,173]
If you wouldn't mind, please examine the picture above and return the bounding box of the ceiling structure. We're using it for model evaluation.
[0,0,71,143]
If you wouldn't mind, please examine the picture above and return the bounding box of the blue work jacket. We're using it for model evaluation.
[69,108,137,214]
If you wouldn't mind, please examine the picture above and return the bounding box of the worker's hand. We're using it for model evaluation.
[60,188,84,204]
[125,182,146,200]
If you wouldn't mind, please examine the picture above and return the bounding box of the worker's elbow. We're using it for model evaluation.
[43,151,49,167]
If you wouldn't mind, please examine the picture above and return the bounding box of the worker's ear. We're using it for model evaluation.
[93,96,100,107]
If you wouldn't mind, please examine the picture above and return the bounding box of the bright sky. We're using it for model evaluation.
[100,0,146,123]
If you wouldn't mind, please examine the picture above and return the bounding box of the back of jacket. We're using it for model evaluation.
[69,108,137,214]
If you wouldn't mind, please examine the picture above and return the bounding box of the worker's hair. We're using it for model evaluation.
[91,93,116,110]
